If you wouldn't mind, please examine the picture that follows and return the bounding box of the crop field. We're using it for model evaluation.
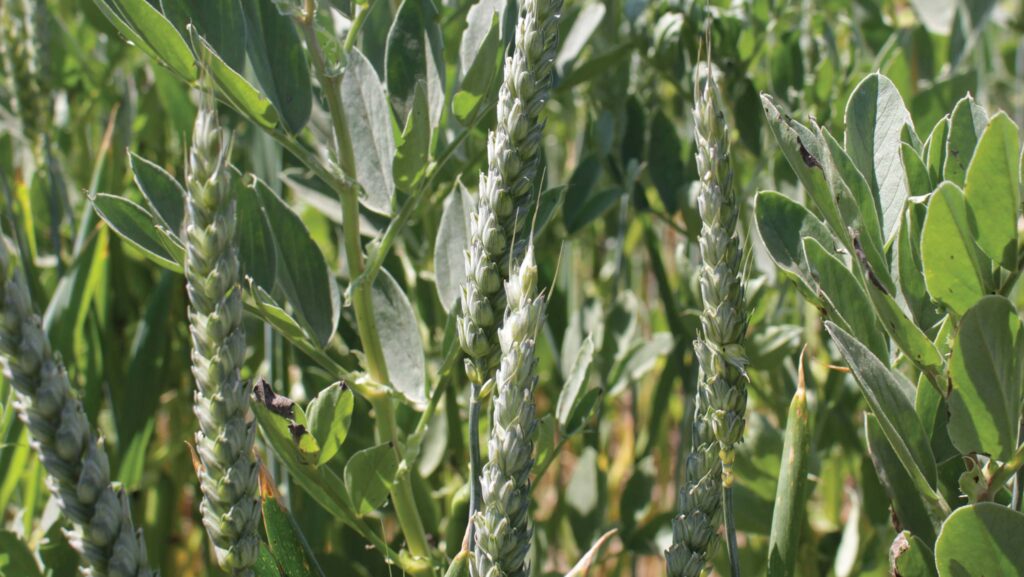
[0,0,1023,576]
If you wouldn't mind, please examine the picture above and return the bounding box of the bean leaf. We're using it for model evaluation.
[372,269,428,406]
[434,182,473,312]
[244,0,313,134]
[843,72,913,243]
[963,112,1019,270]
[935,503,1024,577]
[342,48,397,215]
[344,443,399,516]
[921,182,990,315]
[306,382,354,468]
[947,296,1023,461]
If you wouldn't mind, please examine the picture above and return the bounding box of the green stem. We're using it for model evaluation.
[299,10,432,569]
[724,485,741,577]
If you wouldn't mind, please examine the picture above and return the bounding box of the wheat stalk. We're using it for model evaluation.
[666,69,749,577]
[0,236,155,577]
[473,245,546,577]
[185,96,261,575]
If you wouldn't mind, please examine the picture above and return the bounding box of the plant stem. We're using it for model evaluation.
[299,11,432,569]
[724,485,741,577]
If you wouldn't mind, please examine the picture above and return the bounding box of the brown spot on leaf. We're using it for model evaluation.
[253,378,295,419]
[797,137,821,169]
[288,423,307,444]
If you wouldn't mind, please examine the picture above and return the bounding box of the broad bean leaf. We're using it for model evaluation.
[394,81,431,188]
[190,29,278,129]
[921,182,992,316]
[947,296,1023,461]
[372,269,427,406]
[935,503,1024,577]
[843,73,912,243]
[866,416,938,545]
[803,237,887,359]
[753,190,832,303]
[386,0,446,131]
[556,335,595,429]
[244,0,313,134]
[826,323,938,494]
[162,0,246,72]
[342,49,397,215]
[924,116,950,186]
[92,194,183,272]
[129,152,185,235]
[820,127,892,293]
[236,181,278,292]
[943,96,988,187]
[252,177,339,348]
[344,443,399,516]
[98,0,197,81]
[0,531,42,577]
[963,112,1019,270]
[306,382,355,468]
[761,95,844,242]
[434,183,473,312]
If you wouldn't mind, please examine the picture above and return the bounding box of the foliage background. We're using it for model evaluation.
[1,0,1022,575]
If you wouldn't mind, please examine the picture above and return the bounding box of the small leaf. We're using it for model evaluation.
[556,335,595,429]
[244,0,313,133]
[434,183,473,312]
[963,112,1019,270]
[344,443,399,515]
[921,182,989,316]
[129,152,185,235]
[943,95,988,187]
[924,115,950,186]
[372,269,427,406]
[342,49,397,215]
[92,193,183,272]
[947,296,1023,461]
[306,382,354,467]
[935,503,1024,577]
[843,72,913,243]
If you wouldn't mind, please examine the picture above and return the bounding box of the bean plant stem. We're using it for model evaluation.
[299,9,432,567]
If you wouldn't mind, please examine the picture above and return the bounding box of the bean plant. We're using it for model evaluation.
[1,0,1023,576]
